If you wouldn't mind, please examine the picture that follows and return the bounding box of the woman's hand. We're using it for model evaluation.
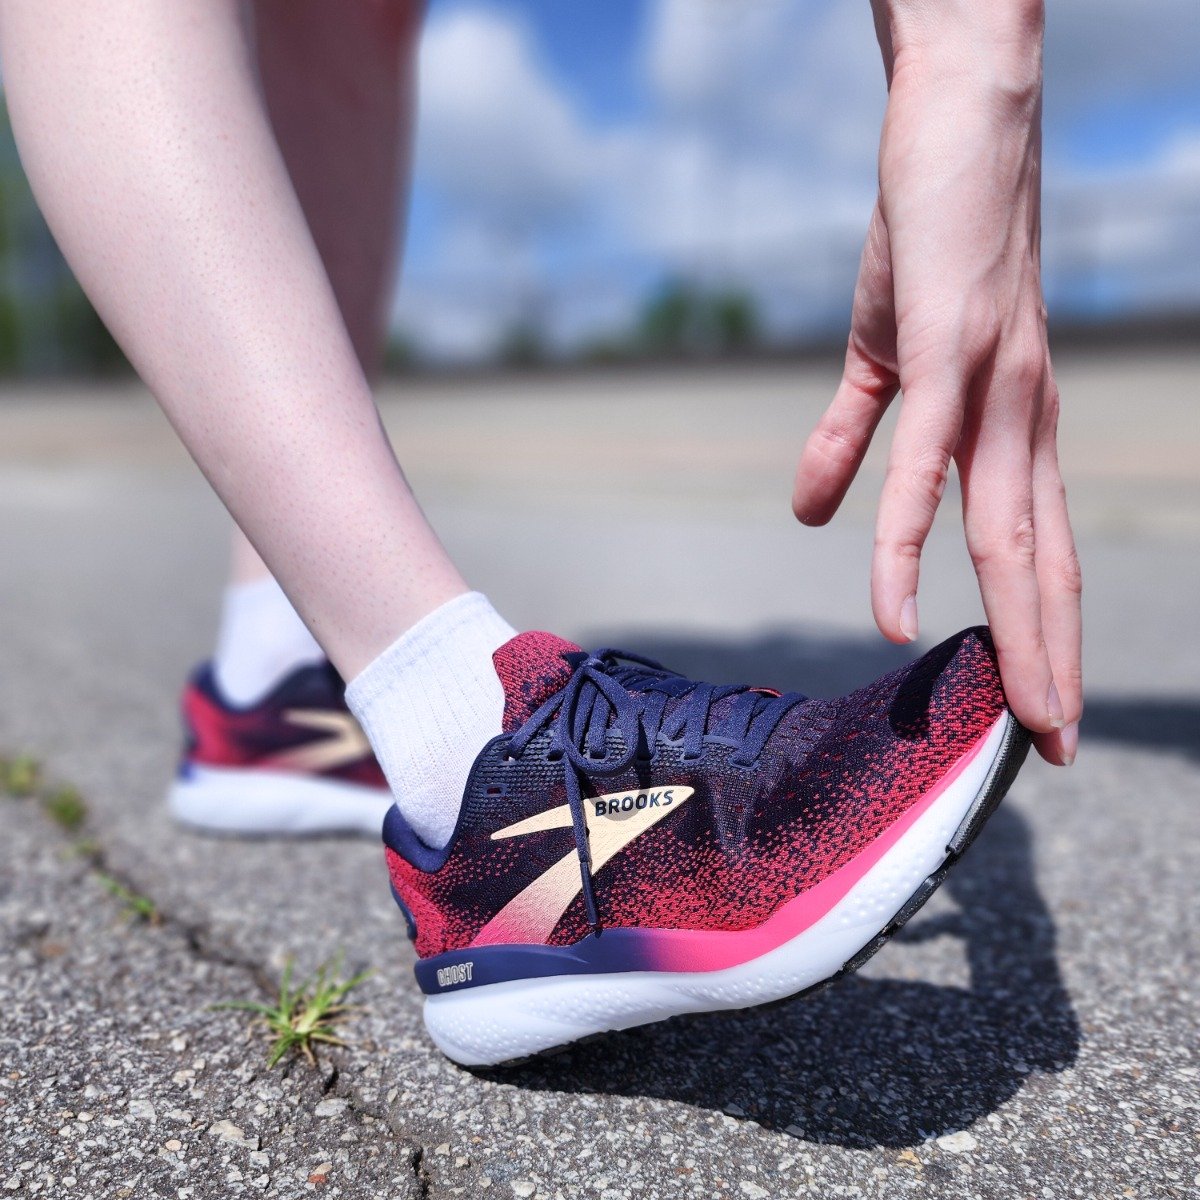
[792,0,1081,766]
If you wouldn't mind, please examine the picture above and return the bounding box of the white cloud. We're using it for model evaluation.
[399,0,1200,359]
[1044,129,1200,313]
[397,217,537,357]
[647,0,796,118]
[402,0,886,356]
[632,0,883,222]
[646,0,884,160]
[1046,0,1200,107]
[399,5,608,356]
[415,8,595,223]
[1162,131,1200,178]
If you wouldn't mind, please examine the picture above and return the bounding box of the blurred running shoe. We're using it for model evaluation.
[168,660,390,836]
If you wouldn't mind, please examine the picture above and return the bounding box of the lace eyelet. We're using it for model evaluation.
[545,750,564,763]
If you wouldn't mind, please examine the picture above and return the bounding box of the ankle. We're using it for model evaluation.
[345,593,517,847]
[213,576,325,706]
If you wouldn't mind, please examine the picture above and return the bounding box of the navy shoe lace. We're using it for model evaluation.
[505,649,806,935]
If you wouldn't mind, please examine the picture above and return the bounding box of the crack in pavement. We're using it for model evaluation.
[5,762,434,1152]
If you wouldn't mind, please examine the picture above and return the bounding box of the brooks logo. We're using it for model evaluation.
[593,788,678,817]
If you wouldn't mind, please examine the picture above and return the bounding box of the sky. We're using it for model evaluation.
[396,0,1200,359]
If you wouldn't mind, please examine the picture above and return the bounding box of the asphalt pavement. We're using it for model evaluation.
[1,350,1197,1199]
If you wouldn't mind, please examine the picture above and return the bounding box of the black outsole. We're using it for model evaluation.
[478,712,1033,1072]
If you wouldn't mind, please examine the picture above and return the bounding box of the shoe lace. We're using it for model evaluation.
[505,649,806,935]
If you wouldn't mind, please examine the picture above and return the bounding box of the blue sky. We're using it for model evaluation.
[1050,87,1200,169]
[397,0,1200,359]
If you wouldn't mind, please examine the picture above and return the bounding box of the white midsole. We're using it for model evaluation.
[167,764,392,836]
[423,713,1011,1066]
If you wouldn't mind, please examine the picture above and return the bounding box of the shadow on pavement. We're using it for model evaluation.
[1078,696,1200,762]
[499,630,1080,1149]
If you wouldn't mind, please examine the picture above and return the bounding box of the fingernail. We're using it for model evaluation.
[1059,720,1078,766]
[899,595,919,642]
[1047,681,1065,729]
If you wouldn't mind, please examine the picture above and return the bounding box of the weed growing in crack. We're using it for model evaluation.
[2,753,89,833]
[3,758,165,931]
[42,785,88,832]
[215,954,372,1068]
[0,754,41,797]
[71,839,103,863]
[96,872,161,924]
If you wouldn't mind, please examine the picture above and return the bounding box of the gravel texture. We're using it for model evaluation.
[2,358,1198,1199]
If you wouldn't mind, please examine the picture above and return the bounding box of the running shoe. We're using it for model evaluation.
[167,661,391,836]
[384,627,1030,1066]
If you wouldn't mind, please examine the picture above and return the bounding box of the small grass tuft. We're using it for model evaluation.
[95,872,160,924]
[0,754,41,797]
[215,954,373,1068]
[42,786,88,832]
[71,838,103,863]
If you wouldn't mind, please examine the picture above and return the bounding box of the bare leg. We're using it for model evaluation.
[229,0,417,588]
[0,0,465,679]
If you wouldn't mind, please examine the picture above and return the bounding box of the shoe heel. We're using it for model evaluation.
[423,973,683,1067]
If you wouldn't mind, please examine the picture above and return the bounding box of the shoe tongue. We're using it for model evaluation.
[493,632,582,732]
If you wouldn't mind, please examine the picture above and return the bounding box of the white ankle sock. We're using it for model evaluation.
[213,576,326,706]
[345,592,516,848]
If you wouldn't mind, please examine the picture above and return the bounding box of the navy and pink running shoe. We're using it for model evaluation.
[168,661,391,836]
[384,628,1030,1066]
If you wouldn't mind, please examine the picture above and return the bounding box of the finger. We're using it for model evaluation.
[870,377,965,644]
[959,368,1059,735]
[1030,384,1083,765]
[792,345,898,525]
[794,201,899,525]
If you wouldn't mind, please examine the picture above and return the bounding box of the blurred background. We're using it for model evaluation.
[2,0,1199,373]
[1,0,1197,744]
[0,0,1195,710]
[2,0,1197,770]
